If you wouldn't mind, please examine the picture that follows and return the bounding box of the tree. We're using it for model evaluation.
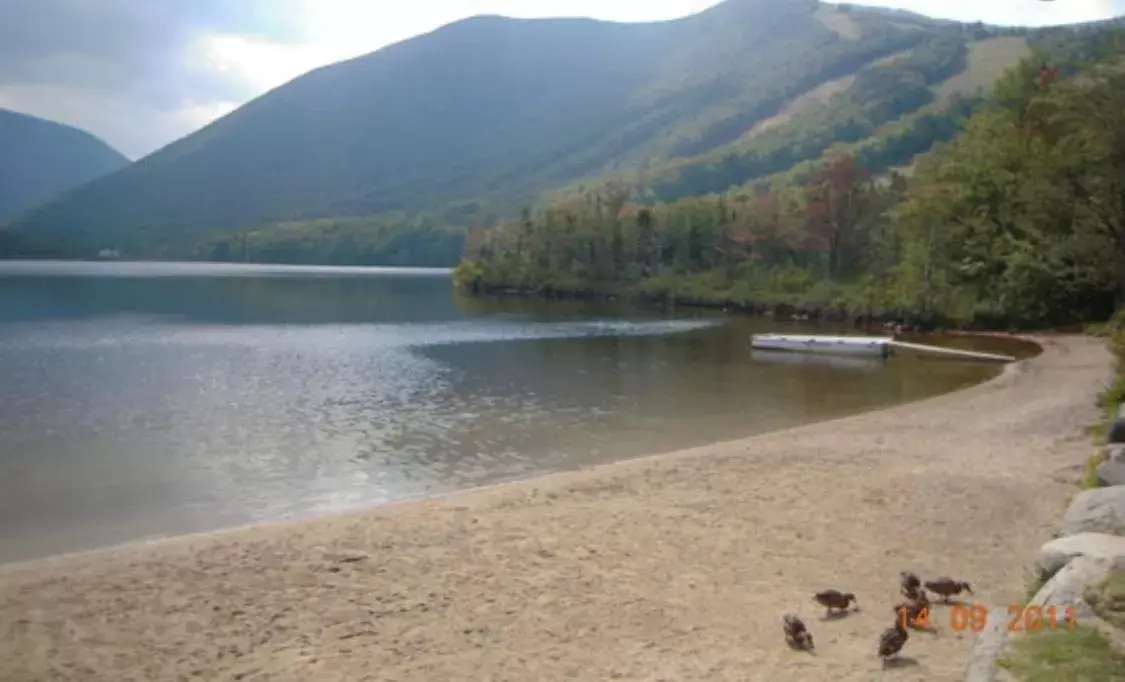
[457,33,1125,327]
[803,154,870,279]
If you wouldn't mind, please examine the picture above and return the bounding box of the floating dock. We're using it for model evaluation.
[750,333,893,358]
[749,333,1017,364]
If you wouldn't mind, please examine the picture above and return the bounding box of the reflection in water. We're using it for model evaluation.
[750,349,887,373]
[0,267,459,325]
[0,260,450,279]
[0,262,1007,562]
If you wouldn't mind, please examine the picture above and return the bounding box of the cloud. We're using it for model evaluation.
[0,0,306,157]
[0,84,238,160]
[0,0,726,157]
[0,0,1123,159]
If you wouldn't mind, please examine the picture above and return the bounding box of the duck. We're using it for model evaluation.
[782,613,815,652]
[877,620,909,667]
[924,577,973,602]
[892,591,932,630]
[812,589,858,615]
[900,571,922,598]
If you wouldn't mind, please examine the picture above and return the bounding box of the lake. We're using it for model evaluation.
[0,261,1016,563]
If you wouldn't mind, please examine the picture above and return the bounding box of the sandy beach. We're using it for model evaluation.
[0,335,1110,682]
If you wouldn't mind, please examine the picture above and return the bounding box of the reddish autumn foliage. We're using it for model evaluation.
[801,154,869,275]
[752,191,780,221]
[1037,65,1060,89]
[616,203,641,222]
[724,226,765,246]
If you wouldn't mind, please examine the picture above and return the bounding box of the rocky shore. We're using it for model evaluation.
[964,362,1125,681]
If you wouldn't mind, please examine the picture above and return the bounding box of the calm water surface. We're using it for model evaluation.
[0,261,1017,562]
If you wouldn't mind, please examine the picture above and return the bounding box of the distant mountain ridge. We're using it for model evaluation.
[3,0,1123,264]
[0,108,129,222]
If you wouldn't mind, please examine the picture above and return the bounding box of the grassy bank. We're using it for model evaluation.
[1099,317,1125,418]
[1002,572,1125,681]
[998,626,1125,682]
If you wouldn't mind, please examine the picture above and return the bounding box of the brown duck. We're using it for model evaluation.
[892,591,932,630]
[900,571,922,598]
[782,613,815,652]
[813,589,858,615]
[924,577,973,602]
[878,619,909,667]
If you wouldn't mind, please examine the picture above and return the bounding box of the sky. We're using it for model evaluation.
[1,0,1123,159]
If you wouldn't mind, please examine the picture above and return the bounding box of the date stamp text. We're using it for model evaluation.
[896,604,1079,632]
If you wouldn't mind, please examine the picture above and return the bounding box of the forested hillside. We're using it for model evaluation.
[455,33,1125,328]
[0,109,128,222]
[3,1,1124,266]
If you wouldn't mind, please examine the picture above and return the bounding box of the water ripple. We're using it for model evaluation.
[0,317,720,351]
[0,268,994,563]
[0,314,726,559]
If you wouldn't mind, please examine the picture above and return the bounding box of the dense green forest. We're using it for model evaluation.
[633,17,1125,202]
[641,32,975,200]
[455,35,1125,328]
[194,214,465,267]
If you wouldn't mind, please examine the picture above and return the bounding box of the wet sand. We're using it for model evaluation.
[0,335,1109,682]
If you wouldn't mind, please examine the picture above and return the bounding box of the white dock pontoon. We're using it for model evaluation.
[749,333,1017,363]
[750,333,893,358]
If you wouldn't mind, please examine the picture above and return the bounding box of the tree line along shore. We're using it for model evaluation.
[454,35,1125,332]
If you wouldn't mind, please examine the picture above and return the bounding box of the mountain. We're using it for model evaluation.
[3,0,1119,264]
[0,108,129,222]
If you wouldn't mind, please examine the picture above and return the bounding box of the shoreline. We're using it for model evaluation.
[0,259,453,277]
[0,335,1110,681]
[0,332,1016,571]
[454,280,1011,331]
[0,337,1012,572]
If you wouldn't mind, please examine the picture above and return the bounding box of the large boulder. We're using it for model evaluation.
[1029,555,1116,621]
[1098,444,1125,486]
[1061,486,1125,536]
[1084,570,1125,629]
[1035,532,1125,578]
[962,603,1014,682]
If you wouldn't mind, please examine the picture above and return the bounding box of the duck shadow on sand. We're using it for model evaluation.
[883,656,919,670]
[819,608,860,622]
[785,640,816,655]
